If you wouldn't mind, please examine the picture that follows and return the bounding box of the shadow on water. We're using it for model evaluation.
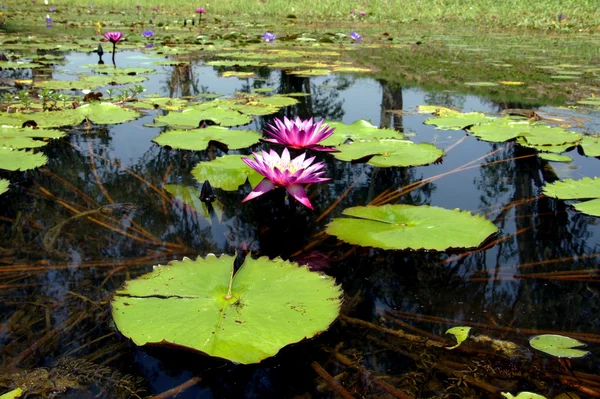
[0,44,599,398]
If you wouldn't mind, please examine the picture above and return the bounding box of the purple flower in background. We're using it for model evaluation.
[196,7,206,13]
[49,6,56,11]
[104,31,123,43]
[242,148,330,209]
[263,32,276,42]
[145,43,155,49]
[349,31,362,41]
[359,11,366,16]
[45,14,52,27]
[136,4,141,9]
[350,9,355,14]
[557,13,566,21]
[142,30,154,38]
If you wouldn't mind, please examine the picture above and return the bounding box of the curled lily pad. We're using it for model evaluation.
[153,126,261,151]
[321,119,402,147]
[529,334,589,358]
[191,155,262,191]
[332,139,444,167]
[326,204,498,250]
[0,147,48,172]
[111,254,342,364]
[0,179,9,195]
[543,177,600,217]
[445,326,471,350]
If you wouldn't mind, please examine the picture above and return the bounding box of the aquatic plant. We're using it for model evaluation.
[242,148,330,209]
[103,31,123,65]
[142,30,154,38]
[350,31,363,41]
[263,116,337,151]
[45,14,52,27]
[263,32,276,42]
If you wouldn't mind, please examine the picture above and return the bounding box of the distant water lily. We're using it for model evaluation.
[557,13,566,21]
[242,148,330,209]
[152,6,158,11]
[263,116,337,152]
[263,32,276,42]
[359,11,366,16]
[104,31,123,65]
[142,30,154,38]
[350,9,355,14]
[45,14,52,27]
[49,6,56,11]
[349,31,362,41]
[136,4,141,9]
[196,7,206,13]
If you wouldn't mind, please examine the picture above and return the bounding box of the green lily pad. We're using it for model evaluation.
[0,110,83,128]
[332,139,444,167]
[576,98,600,106]
[0,126,65,149]
[206,60,262,67]
[519,125,581,147]
[501,392,547,399]
[580,135,600,157]
[111,254,342,364]
[326,204,498,250]
[0,388,23,399]
[425,112,493,130]
[134,97,189,111]
[538,153,572,163]
[469,119,531,142]
[321,119,402,147]
[417,106,458,116]
[157,104,253,128]
[288,69,331,76]
[254,96,298,107]
[252,88,274,93]
[464,81,499,87]
[77,103,141,125]
[222,71,255,78]
[88,65,156,75]
[0,147,48,171]
[191,155,262,191]
[0,61,41,69]
[529,334,590,358]
[0,179,9,195]
[445,326,471,350]
[543,177,600,217]
[153,127,261,151]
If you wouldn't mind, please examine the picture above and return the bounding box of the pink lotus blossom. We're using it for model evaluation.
[136,4,141,9]
[196,7,206,13]
[263,116,337,152]
[103,31,123,43]
[152,6,158,11]
[242,148,330,209]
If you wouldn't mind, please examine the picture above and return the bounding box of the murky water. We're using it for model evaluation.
[0,48,599,398]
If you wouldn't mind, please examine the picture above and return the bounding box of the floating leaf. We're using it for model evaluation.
[543,177,600,216]
[222,71,255,78]
[191,155,262,191]
[501,392,547,399]
[464,81,499,87]
[326,204,498,250]
[77,103,141,125]
[321,119,402,147]
[0,110,83,128]
[0,147,48,171]
[0,388,23,399]
[0,179,9,195]
[332,139,444,167]
[134,97,189,111]
[538,153,572,163]
[529,334,589,358]
[153,127,261,151]
[469,119,531,142]
[164,184,224,224]
[111,254,342,364]
[445,326,471,349]
[417,106,458,117]
[580,135,600,157]
[425,112,493,130]
[0,126,65,149]
[157,104,253,128]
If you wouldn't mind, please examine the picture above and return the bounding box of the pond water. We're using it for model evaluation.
[1,41,600,398]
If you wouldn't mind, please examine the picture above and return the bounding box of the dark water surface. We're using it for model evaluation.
[0,49,599,398]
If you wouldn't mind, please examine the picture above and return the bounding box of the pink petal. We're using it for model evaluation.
[286,184,313,209]
[242,179,275,202]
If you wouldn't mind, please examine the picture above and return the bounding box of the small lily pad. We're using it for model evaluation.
[445,326,471,350]
[529,334,590,358]
[111,254,342,364]
[580,135,600,157]
[425,112,493,130]
[326,204,498,250]
[0,179,9,195]
[153,127,261,151]
[332,139,444,167]
[538,153,572,163]
[191,155,262,191]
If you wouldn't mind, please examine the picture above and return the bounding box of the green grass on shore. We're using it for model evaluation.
[2,0,600,31]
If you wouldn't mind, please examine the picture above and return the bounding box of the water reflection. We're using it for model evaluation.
[0,48,599,398]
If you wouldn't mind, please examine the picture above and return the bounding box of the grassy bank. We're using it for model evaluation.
[3,0,600,31]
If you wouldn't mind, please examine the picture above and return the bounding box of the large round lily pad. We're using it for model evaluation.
[0,147,48,172]
[529,334,589,358]
[332,139,444,167]
[326,204,498,250]
[153,127,261,151]
[77,103,142,125]
[191,155,263,191]
[0,179,9,195]
[157,104,253,128]
[543,177,600,217]
[111,254,342,364]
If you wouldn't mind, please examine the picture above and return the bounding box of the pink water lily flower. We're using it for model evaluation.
[263,116,337,152]
[103,31,123,43]
[242,148,330,209]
